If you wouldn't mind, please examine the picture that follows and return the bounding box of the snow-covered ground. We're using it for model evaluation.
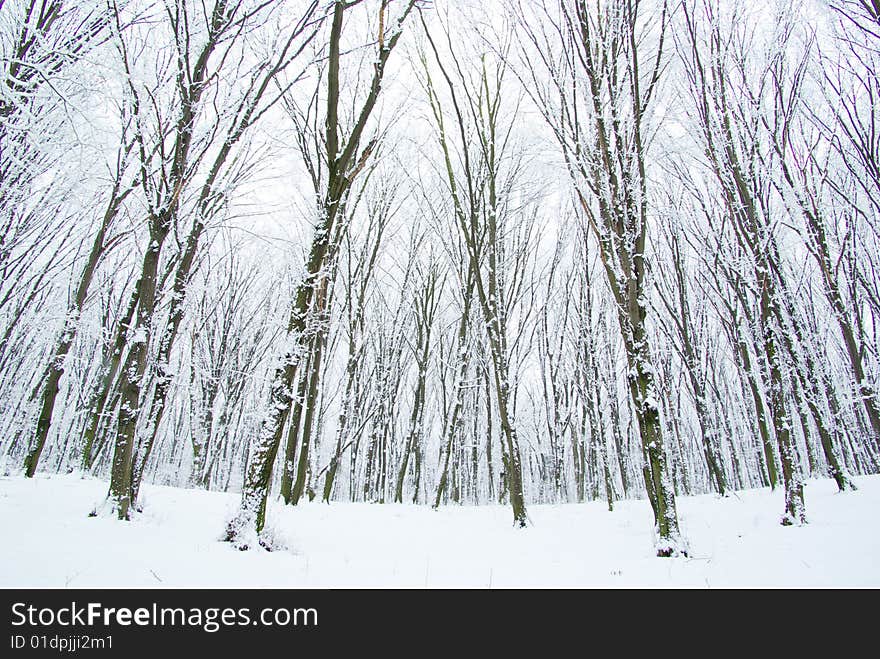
[1,473,877,587]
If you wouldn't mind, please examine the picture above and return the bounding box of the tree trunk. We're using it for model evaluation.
[103,230,166,519]
[24,187,126,476]
[290,327,327,506]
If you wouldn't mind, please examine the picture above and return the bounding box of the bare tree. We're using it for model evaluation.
[99,0,293,519]
[23,96,138,477]
[0,0,116,466]
[420,13,531,526]
[127,0,322,507]
[515,0,684,552]
[226,0,419,548]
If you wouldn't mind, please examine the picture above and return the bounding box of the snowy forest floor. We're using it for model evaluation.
[1,474,878,588]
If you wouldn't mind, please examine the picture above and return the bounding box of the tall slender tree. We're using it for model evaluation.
[226,0,419,548]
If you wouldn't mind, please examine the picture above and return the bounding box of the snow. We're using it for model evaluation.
[1,473,878,588]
